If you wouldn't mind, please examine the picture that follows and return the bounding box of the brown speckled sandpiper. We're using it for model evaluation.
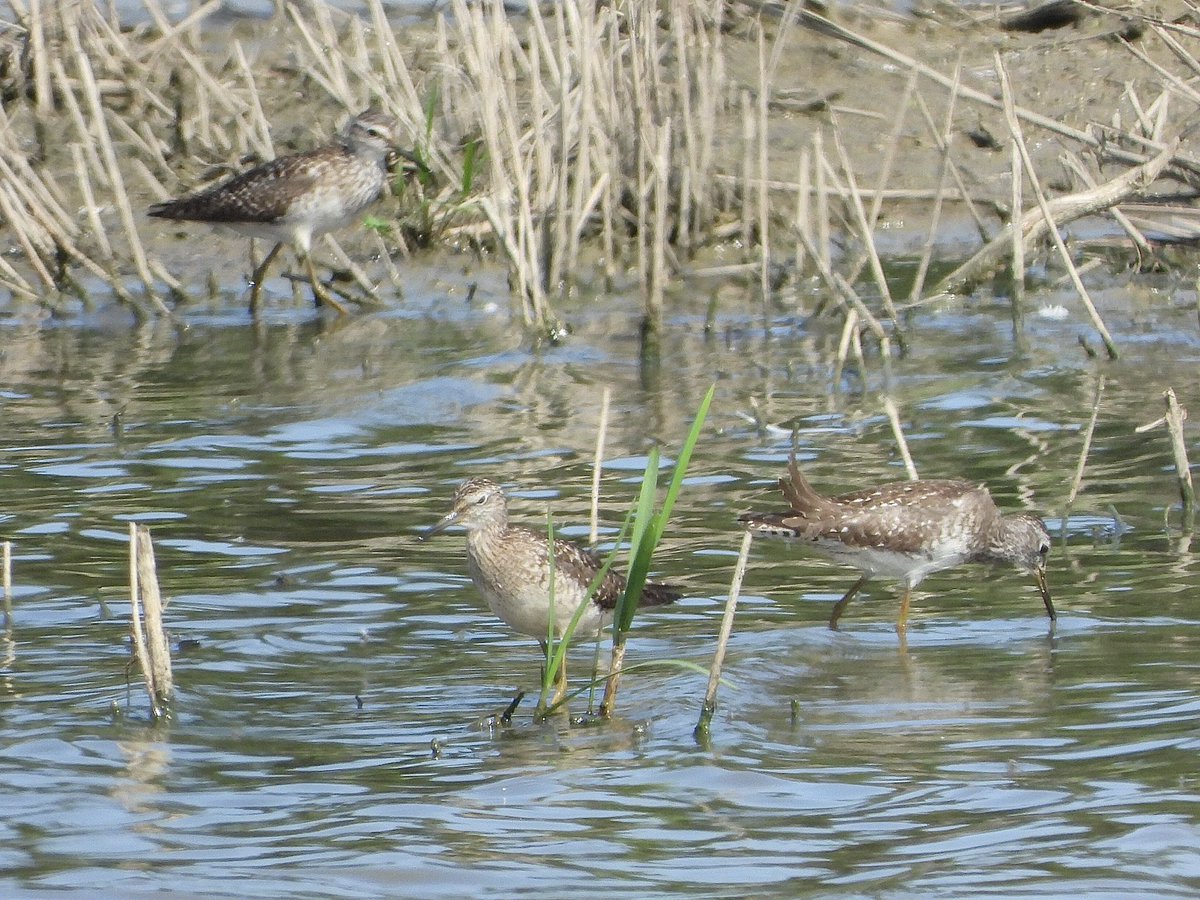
[148,109,399,315]
[739,455,1054,634]
[419,477,680,702]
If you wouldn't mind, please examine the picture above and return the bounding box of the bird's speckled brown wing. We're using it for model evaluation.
[547,535,680,610]
[743,480,994,555]
[148,152,327,224]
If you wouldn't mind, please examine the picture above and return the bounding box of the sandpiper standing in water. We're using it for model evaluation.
[739,455,1054,635]
[148,109,400,314]
[420,477,681,704]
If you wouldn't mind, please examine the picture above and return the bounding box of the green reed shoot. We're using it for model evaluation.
[535,509,634,719]
[600,383,715,717]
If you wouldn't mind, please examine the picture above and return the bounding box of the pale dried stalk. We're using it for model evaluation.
[695,530,754,742]
[995,52,1118,360]
[883,397,919,481]
[3,541,11,632]
[1136,389,1195,516]
[908,74,962,305]
[136,527,173,700]
[71,144,112,260]
[1010,141,1025,307]
[1067,376,1105,507]
[1060,153,1153,256]
[756,26,771,306]
[935,141,1176,298]
[589,387,612,546]
[828,123,900,335]
[129,523,171,720]
[794,148,811,275]
[647,117,672,329]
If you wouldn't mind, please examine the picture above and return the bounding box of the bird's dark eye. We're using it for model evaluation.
[1039,543,1050,557]
[475,494,487,505]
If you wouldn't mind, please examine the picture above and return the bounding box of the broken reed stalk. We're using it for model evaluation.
[756,26,771,308]
[695,529,754,744]
[826,129,902,341]
[994,52,1119,360]
[3,541,11,633]
[1010,141,1025,308]
[794,147,811,277]
[883,397,918,481]
[911,90,991,244]
[935,140,1175,298]
[128,523,173,719]
[907,73,960,306]
[589,386,612,546]
[1135,388,1195,523]
[1067,375,1105,508]
[1060,152,1153,257]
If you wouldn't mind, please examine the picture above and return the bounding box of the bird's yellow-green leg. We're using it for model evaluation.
[828,574,870,630]
[304,252,351,315]
[550,652,569,707]
[248,242,283,313]
[896,584,913,635]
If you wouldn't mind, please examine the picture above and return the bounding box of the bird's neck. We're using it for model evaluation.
[980,516,1019,563]
[464,515,509,551]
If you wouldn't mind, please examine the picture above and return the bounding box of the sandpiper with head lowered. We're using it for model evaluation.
[739,455,1054,634]
[419,477,681,704]
[148,109,400,314]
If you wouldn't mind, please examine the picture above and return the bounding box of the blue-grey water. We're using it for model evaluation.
[1,261,1199,896]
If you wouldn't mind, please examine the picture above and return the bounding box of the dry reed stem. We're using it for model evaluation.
[1060,153,1153,257]
[128,523,173,719]
[722,176,980,204]
[995,52,1119,360]
[1010,141,1025,307]
[828,121,901,339]
[71,144,113,260]
[794,148,811,276]
[757,27,771,306]
[740,95,754,252]
[68,33,163,306]
[3,541,11,633]
[908,75,962,306]
[647,116,672,329]
[695,529,754,743]
[790,6,1200,181]
[935,140,1176,298]
[883,397,919,481]
[814,131,831,274]
[1135,388,1195,517]
[135,527,173,694]
[1067,375,1105,508]
[833,308,858,389]
[911,92,991,243]
[590,386,612,546]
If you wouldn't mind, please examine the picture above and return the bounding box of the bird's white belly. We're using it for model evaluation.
[816,540,969,586]
[469,557,611,641]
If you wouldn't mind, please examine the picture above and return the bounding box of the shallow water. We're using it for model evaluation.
[1,261,1199,896]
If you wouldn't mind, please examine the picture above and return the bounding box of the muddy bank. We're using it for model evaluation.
[1,2,1198,333]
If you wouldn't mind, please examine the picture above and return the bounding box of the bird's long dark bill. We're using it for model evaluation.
[1035,566,1055,621]
[418,510,460,542]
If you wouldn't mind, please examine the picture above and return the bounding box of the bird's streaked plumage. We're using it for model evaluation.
[149,109,400,313]
[420,477,680,701]
[739,455,1054,632]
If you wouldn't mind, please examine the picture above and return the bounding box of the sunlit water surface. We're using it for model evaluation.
[1,261,1198,897]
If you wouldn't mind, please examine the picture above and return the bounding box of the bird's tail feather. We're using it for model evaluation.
[780,452,825,513]
[639,581,682,607]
